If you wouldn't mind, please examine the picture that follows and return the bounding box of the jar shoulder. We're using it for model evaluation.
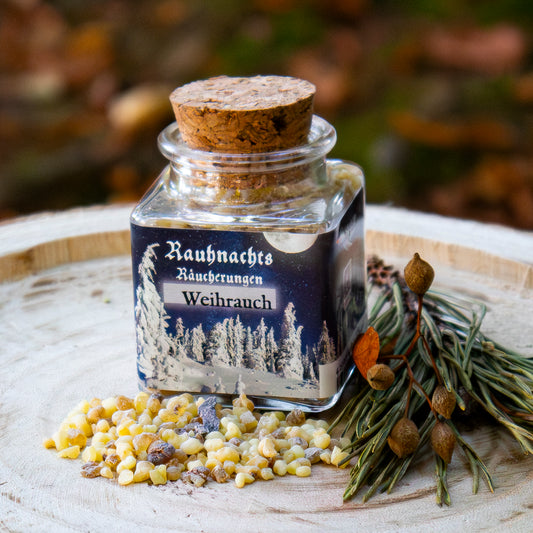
[131,160,364,233]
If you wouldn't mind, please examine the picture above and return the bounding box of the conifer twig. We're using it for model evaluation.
[336,256,533,505]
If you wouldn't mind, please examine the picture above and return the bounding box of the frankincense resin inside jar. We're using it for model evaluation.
[130,75,367,411]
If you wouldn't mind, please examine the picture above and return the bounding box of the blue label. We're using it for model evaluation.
[131,194,365,399]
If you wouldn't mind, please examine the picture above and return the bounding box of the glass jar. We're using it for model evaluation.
[130,115,366,411]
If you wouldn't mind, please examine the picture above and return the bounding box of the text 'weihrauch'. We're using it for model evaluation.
[180,290,273,310]
[163,282,276,310]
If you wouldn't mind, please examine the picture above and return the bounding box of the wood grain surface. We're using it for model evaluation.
[0,205,532,532]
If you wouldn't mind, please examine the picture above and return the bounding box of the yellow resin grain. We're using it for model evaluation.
[149,465,167,485]
[57,445,80,459]
[118,470,134,486]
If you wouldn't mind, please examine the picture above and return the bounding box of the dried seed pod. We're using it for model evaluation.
[387,418,420,458]
[431,421,456,464]
[432,385,456,419]
[456,386,479,418]
[404,253,435,295]
[366,364,395,390]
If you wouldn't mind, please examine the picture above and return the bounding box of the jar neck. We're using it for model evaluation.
[158,115,336,193]
[165,159,329,207]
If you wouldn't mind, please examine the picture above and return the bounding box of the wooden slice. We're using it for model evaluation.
[0,205,532,532]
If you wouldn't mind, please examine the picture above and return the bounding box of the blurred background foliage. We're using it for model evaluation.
[1,0,533,228]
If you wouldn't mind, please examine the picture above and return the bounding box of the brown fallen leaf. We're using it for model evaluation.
[352,326,380,379]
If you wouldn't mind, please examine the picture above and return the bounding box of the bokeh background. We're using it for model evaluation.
[1,0,533,229]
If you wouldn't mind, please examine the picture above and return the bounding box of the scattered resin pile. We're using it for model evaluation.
[43,392,350,488]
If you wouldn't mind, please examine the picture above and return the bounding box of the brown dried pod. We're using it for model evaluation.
[387,418,420,458]
[431,421,456,464]
[367,363,395,390]
[432,385,456,419]
[404,253,435,295]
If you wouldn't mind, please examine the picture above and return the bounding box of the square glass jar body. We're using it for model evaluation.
[130,116,367,411]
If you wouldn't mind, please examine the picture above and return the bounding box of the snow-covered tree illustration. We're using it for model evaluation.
[316,321,336,365]
[302,346,318,382]
[135,244,173,381]
[175,317,189,360]
[224,316,245,367]
[253,318,268,365]
[189,325,206,362]
[205,322,230,367]
[243,321,268,371]
[242,326,255,369]
[277,302,305,379]
[265,327,278,372]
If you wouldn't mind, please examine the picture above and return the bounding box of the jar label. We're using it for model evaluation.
[131,195,365,400]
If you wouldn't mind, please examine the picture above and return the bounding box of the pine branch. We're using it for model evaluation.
[336,256,533,505]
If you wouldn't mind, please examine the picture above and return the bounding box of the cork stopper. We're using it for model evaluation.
[170,75,315,153]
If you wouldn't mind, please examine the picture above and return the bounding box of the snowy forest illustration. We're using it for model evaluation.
[135,244,339,397]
